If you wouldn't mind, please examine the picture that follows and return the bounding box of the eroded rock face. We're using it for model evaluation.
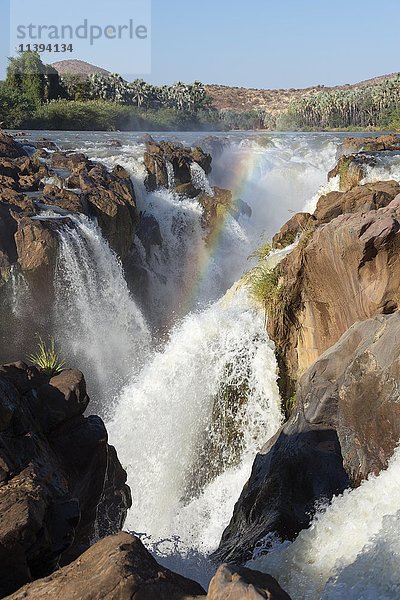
[7,532,206,600]
[268,195,400,395]
[272,212,316,249]
[327,154,376,192]
[144,138,212,195]
[0,363,131,597]
[207,564,291,600]
[216,312,400,563]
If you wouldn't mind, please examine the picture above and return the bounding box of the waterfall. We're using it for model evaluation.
[190,162,214,196]
[108,287,282,584]
[55,215,151,405]
[249,446,400,599]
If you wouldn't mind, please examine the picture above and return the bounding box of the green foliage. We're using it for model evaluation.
[0,82,35,128]
[6,51,63,105]
[277,75,400,130]
[244,262,281,311]
[28,336,65,377]
[248,241,272,261]
[283,393,297,420]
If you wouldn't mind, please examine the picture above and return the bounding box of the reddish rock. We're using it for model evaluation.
[7,533,206,600]
[207,564,291,600]
[272,212,316,249]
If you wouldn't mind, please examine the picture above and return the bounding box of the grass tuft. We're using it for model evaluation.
[28,336,65,377]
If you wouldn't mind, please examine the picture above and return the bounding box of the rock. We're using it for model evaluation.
[337,134,400,158]
[207,564,291,599]
[314,180,400,224]
[327,154,376,192]
[198,187,233,232]
[267,195,400,398]
[7,532,206,599]
[216,311,400,562]
[0,132,28,159]
[0,363,131,597]
[144,140,212,195]
[14,217,58,289]
[272,212,316,249]
[43,184,88,214]
[51,151,90,174]
[79,163,138,259]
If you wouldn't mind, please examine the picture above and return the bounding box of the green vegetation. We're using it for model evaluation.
[248,241,272,261]
[276,75,400,130]
[283,393,297,420]
[0,51,256,131]
[28,336,65,377]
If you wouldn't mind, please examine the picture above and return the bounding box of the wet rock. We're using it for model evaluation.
[198,187,233,232]
[0,363,131,597]
[42,184,88,214]
[79,163,138,259]
[15,217,58,288]
[144,139,212,194]
[0,132,28,159]
[216,311,400,562]
[272,212,316,249]
[51,151,90,173]
[328,154,376,192]
[207,564,291,599]
[7,532,206,600]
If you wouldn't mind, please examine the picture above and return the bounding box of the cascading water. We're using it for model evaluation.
[55,214,151,404]
[108,287,282,585]
[249,445,400,599]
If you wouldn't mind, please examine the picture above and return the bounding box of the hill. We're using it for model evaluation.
[51,60,110,77]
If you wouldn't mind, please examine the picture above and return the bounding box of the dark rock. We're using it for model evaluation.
[0,132,28,159]
[144,139,212,195]
[328,154,376,192]
[0,363,131,597]
[337,134,400,158]
[7,532,206,599]
[207,564,291,599]
[42,184,88,214]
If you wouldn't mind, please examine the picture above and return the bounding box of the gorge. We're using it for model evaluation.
[1,128,400,598]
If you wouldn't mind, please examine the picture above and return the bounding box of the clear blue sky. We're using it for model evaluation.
[1,0,400,88]
[148,0,400,87]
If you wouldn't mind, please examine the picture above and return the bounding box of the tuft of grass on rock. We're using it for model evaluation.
[28,336,65,377]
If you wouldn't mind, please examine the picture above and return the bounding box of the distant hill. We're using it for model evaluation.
[51,60,110,77]
[205,73,400,116]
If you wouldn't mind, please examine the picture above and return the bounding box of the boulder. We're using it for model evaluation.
[0,362,131,596]
[144,140,212,195]
[314,180,400,224]
[267,195,400,398]
[79,163,138,259]
[7,532,206,599]
[0,132,28,159]
[14,217,59,289]
[216,311,400,562]
[198,187,233,232]
[207,564,291,600]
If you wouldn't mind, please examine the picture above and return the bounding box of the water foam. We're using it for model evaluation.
[55,215,151,404]
[249,446,400,599]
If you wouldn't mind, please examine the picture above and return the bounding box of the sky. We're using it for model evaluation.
[1,0,400,88]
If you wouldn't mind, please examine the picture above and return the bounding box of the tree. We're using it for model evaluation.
[6,52,63,104]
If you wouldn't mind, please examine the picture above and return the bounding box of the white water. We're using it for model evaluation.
[55,215,151,403]
[249,446,400,599]
[108,288,282,585]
